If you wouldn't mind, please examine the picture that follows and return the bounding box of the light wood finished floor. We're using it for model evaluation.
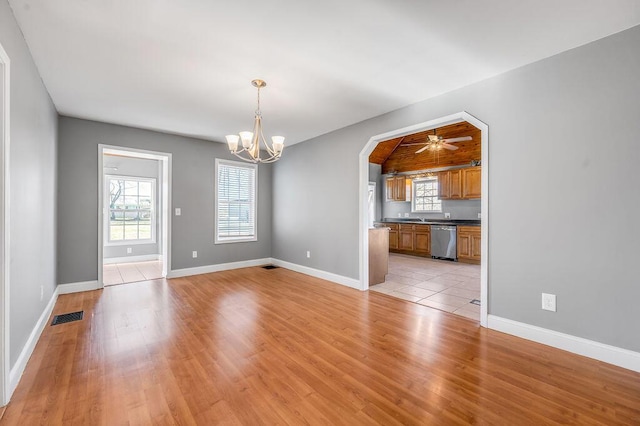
[2,267,640,424]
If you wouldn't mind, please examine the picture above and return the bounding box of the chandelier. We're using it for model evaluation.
[225,79,284,163]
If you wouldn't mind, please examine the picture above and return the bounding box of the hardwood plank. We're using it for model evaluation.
[2,267,640,425]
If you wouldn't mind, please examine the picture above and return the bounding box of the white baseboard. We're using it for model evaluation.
[9,286,60,397]
[167,258,272,279]
[488,315,640,373]
[57,280,101,295]
[271,259,362,290]
[103,254,161,264]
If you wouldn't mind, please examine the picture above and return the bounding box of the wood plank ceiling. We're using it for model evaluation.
[369,121,481,174]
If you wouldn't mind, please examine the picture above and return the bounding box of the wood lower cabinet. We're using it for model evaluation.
[387,223,399,249]
[457,225,481,264]
[385,223,431,257]
[398,225,414,251]
[413,225,431,255]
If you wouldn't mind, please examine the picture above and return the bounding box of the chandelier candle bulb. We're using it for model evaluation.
[239,131,253,149]
[272,136,284,153]
[225,134,239,152]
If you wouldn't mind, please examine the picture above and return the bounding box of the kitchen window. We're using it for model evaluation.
[106,176,155,245]
[215,159,257,243]
[412,178,441,212]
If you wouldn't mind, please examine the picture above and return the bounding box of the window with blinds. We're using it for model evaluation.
[215,159,257,243]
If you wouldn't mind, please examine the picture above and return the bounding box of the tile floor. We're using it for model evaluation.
[103,260,164,286]
[369,253,481,321]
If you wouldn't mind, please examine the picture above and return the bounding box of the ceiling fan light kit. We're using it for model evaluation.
[414,131,472,154]
[225,79,285,163]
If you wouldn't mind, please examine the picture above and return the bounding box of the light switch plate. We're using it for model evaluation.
[175,208,181,216]
[444,212,451,218]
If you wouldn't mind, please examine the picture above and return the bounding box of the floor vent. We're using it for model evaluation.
[51,311,84,326]
[262,265,279,270]
[470,299,481,306]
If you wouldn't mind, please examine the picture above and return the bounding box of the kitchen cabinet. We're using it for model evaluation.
[398,224,414,251]
[462,167,481,199]
[458,225,481,264]
[387,223,399,249]
[413,225,431,255]
[438,169,462,199]
[438,166,480,200]
[385,223,431,257]
[386,176,411,202]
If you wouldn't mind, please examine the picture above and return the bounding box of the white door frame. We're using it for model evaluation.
[0,41,11,406]
[98,145,172,286]
[359,111,489,327]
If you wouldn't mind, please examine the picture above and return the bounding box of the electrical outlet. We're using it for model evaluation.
[192,251,198,258]
[444,212,451,219]
[175,208,181,216]
[478,213,482,219]
[306,251,311,258]
[126,247,132,254]
[397,213,401,217]
[542,293,557,312]
[404,213,410,217]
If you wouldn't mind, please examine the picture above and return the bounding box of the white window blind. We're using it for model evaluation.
[215,159,257,243]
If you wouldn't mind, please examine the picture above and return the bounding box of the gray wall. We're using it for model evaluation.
[273,25,640,352]
[102,155,161,260]
[57,117,272,284]
[1,0,58,367]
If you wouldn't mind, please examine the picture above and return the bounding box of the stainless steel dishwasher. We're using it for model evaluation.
[430,225,457,261]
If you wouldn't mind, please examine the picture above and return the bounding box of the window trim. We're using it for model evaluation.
[104,175,157,246]
[411,177,442,213]
[215,158,258,244]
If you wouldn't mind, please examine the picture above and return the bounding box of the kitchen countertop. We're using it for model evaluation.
[376,218,481,226]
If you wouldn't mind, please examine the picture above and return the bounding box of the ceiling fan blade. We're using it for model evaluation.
[403,143,428,147]
[441,143,459,151]
[415,145,430,154]
[441,136,472,143]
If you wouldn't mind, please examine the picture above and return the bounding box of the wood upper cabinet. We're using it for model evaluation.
[462,166,481,199]
[386,176,411,202]
[457,225,481,264]
[439,169,462,199]
[439,166,479,200]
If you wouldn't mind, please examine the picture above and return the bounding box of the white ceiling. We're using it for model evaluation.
[8,0,640,146]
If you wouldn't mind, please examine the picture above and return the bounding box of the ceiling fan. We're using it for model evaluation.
[407,132,472,154]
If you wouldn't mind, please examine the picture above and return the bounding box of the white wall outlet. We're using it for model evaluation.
[40,285,44,301]
[192,251,197,258]
[126,247,132,254]
[478,213,482,219]
[404,213,410,217]
[306,251,311,258]
[397,213,401,217]
[444,212,451,219]
[175,208,181,216]
[542,293,557,312]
